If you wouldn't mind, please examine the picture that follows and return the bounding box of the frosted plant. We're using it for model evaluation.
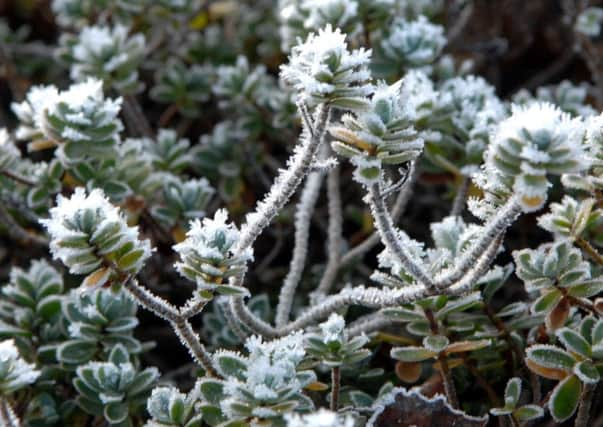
[429,75,506,175]
[396,0,445,17]
[51,0,147,28]
[329,80,424,185]
[150,59,213,118]
[575,7,603,37]
[0,339,41,394]
[145,386,202,427]
[562,113,603,192]
[151,176,215,231]
[479,102,589,213]
[515,80,597,118]
[376,16,446,73]
[57,287,141,365]
[173,209,253,296]
[36,78,123,165]
[280,25,373,110]
[538,196,602,242]
[73,344,159,425]
[58,24,146,93]
[526,317,603,422]
[40,187,152,288]
[513,240,603,331]
[279,0,360,52]
[212,56,271,112]
[146,129,193,174]
[302,0,359,34]
[285,408,356,427]
[489,378,544,424]
[0,260,63,355]
[6,2,603,426]
[374,215,490,287]
[10,84,60,141]
[196,332,316,424]
[306,314,370,410]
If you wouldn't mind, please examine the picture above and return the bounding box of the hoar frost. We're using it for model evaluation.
[280,25,372,109]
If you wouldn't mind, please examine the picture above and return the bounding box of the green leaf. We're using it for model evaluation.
[381,307,424,321]
[531,290,562,314]
[57,340,97,364]
[128,368,159,396]
[215,285,250,297]
[170,396,185,424]
[556,328,591,358]
[591,319,603,346]
[568,280,603,297]
[514,404,544,421]
[104,402,129,424]
[422,335,449,353]
[36,295,62,320]
[549,375,581,422]
[199,404,226,426]
[526,345,576,370]
[504,377,521,408]
[349,390,374,407]
[390,346,435,362]
[573,360,600,384]
[436,292,482,319]
[109,344,130,365]
[214,353,246,380]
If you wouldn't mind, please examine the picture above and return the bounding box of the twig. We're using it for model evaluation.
[122,94,153,138]
[228,104,331,335]
[231,233,503,339]
[124,278,218,377]
[340,163,417,267]
[450,176,469,217]
[330,366,341,411]
[575,382,596,427]
[0,205,49,247]
[275,172,324,327]
[0,398,19,427]
[314,162,343,296]
[576,236,603,267]
[425,309,459,409]
[1,170,36,187]
[367,181,435,288]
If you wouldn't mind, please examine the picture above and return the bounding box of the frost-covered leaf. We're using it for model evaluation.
[549,375,581,422]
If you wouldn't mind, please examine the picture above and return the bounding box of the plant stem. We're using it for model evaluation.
[576,237,603,267]
[0,398,19,427]
[367,182,435,288]
[122,94,153,138]
[575,382,595,427]
[275,171,323,327]
[508,414,520,427]
[124,278,219,377]
[425,309,459,409]
[314,162,343,296]
[340,162,416,267]
[330,366,341,411]
[0,205,49,247]
[450,175,469,217]
[1,170,36,186]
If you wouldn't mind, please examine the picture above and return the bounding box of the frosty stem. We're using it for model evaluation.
[228,103,330,334]
[275,171,324,327]
[575,382,595,427]
[124,278,219,377]
[330,366,341,411]
[0,398,19,427]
